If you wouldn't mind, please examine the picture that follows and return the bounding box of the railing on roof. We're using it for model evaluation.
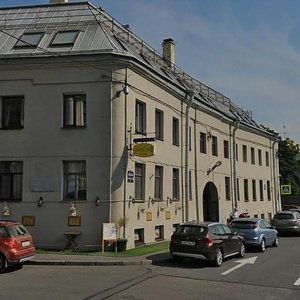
[0,2,252,119]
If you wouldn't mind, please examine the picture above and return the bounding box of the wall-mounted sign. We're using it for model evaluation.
[146,212,152,221]
[165,211,171,220]
[133,143,155,157]
[127,170,134,183]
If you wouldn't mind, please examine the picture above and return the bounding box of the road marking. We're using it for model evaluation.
[294,277,300,286]
[221,256,258,275]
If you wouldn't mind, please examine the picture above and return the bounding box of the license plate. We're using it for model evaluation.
[181,241,195,246]
[22,241,30,247]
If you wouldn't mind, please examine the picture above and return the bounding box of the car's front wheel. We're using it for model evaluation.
[172,255,182,262]
[212,248,223,267]
[272,235,279,247]
[0,254,6,273]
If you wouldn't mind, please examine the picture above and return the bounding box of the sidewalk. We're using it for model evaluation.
[26,250,171,266]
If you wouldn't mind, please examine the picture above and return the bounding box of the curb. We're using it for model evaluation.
[26,259,153,266]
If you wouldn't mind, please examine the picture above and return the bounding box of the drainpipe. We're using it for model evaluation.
[232,120,239,209]
[272,135,279,213]
[184,90,194,222]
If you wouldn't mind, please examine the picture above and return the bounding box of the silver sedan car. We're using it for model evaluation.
[271,211,300,235]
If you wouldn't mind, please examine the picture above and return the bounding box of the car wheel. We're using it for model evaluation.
[272,235,279,247]
[238,243,246,258]
[212,249,223,267]
[172,255,182,262]
[259,238,266,252]
[0,254,6,274]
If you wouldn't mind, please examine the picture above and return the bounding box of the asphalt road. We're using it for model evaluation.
[0,236,299,300]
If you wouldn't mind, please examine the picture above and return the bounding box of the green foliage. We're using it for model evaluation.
[278,138,300,195]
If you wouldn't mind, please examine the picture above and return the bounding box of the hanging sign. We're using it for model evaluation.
[133,143,155,157]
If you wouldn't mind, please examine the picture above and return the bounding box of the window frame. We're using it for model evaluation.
[225,176,231,200]
[154,165,163,201]
[14,32,44,48]
[50,30,79,46]
[200,132,207,154]
[224,140,229,159]
[172,117,179,146]
[242,145,247,162]
[134,163,145,201]
[172,168,180,201]
[63,161,87,201]
[0,161,23,201]
[1,96,24,129]
[155,109,164,141]
[135,100,146,135]
[212,135,218,156]
[63,94,86,128]
[244,179,249,202]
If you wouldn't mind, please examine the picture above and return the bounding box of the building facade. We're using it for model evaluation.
[0,1,280,250]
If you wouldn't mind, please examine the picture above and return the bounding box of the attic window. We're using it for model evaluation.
[14,32,44,48]
[51,30,79,46]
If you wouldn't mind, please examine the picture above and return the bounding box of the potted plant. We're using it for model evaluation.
[116,217,128,252]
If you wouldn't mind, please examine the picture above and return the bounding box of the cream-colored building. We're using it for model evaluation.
[0,1,280,250]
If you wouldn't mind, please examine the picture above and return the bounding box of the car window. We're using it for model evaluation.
[0,226,10,238]
[7,224,29,237]
[212,226,223,235]
[176,225,207,237]
[262,220,272,228]
[259,220,266,229]
[222,225,232,234]
[295,212,300,219]
[273,213,294,220]
[230,221,257,229]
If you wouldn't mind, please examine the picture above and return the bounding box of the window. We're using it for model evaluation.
[51,30,79,46]
[63,94,86,127]
[15,32,44,48]
[189,126,192,151]
[200,132,207,153]
[244,179,249,202]
[252,179,257,201]
[266,151,270,167]
[235,144,239,161]
[1,97,24,129]
[154,166,163,200]
[224,140,229,159]
[155,225,164,241]
[0,161,23,201]
[267,181,271,200]
[135,101,146,134]
[172,117,179,146]
[259,180,264,201]
[225,176,231,200]
[212,136,218,156]
[135,163,145,200]
[251,147,255,164]
[172,168,180,200]
[237,178,240,201]
[258,149,262,166]
[63,161,86,200]
[189,171,192,201]
[242,145,247,162]
[155,109,164,140]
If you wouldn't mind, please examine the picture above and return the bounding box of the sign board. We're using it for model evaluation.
[127,170,134,183]
[133,143,155,157]
[102,223,117,240]
[281,185,291,195]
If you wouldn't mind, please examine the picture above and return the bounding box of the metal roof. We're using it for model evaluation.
[0,1,274,135]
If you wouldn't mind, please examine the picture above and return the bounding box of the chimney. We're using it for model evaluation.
[162,38,175,67]
[49,0,69,4]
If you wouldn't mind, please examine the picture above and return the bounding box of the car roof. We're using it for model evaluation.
[181,220,224,227]
[231,218,262,222]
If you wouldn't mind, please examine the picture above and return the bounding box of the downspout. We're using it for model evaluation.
[272,135,279,213]
[232,120,239,209]
[184,90,194,222]
[194,110,199,220]
[123,69,128,238]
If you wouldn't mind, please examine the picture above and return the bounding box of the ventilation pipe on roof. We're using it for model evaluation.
[49,0,69,4]
[162,38,175,67]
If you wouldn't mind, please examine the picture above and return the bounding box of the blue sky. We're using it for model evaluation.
[2,0,300,142]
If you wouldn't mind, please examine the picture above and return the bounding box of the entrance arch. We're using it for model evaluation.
[203,182,219,222]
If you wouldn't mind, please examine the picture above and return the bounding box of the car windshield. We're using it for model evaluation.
[176,225,207,237]
[230,221,257,229]
[273,214,294,220]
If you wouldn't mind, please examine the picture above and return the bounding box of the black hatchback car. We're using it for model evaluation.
[169,221,245,267]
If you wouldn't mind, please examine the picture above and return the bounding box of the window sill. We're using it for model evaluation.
[62,126,86,129]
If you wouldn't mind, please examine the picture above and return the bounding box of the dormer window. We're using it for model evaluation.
[51,30,79,46]
[14,32,44,48]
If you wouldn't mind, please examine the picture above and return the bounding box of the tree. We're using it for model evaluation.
[278,137,300,195]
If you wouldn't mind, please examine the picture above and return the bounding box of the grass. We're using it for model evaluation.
[36,241,170,257]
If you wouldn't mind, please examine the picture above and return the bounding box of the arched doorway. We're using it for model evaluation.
[203,182,219,222]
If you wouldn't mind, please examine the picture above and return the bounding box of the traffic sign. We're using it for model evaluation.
[281,185,291,195]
